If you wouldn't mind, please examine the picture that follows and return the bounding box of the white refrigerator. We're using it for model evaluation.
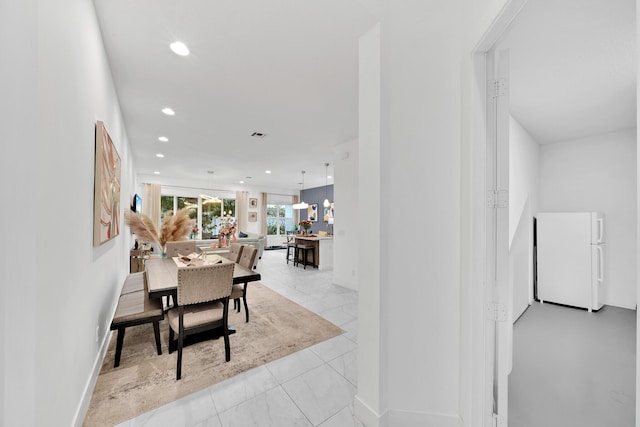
[536,212,604,312]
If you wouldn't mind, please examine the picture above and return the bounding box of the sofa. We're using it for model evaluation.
[195,232,265,268]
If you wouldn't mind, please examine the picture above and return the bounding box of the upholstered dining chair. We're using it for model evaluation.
[167,262,235,380]
[227,243,244,263]
[230,245,258,323]
[165,240,196,258]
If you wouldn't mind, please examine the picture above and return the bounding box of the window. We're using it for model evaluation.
[266,204,293,236]
[160,194,235,239]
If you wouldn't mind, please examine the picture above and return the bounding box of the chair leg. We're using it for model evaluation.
[153,321,162,355]
[176,310,184,380]
[114,327,125,368]
[223,299,231,362]
[176,332,183,380]
[243,284,249,323]
[168,327,175,353]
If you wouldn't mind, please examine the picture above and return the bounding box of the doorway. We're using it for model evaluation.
[476,0,638,425]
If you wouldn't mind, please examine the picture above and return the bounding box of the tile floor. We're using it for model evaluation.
[116,248,363,427]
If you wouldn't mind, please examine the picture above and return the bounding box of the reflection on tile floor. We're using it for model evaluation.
[115,249,362,427]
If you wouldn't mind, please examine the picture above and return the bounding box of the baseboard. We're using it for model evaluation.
[354,395,382,427]
[354,395,462,427]
[72,330,112,427]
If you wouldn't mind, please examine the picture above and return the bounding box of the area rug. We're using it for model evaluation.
[83,282,343,426]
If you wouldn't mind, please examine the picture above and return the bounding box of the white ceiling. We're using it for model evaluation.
[94,0,636,195]
[498,0,636,144]
[93,0,377,193]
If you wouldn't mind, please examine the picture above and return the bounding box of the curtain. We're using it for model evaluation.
[260,192,267,235]
[292,195,299,225]
[142,183,161,232]
[236,190,247,232]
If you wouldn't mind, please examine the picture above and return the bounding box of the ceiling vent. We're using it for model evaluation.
[251,132,266,138]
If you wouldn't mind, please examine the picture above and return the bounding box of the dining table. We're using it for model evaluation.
[145,254,261,302]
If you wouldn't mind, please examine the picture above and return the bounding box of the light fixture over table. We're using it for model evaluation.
[293,171,309,210]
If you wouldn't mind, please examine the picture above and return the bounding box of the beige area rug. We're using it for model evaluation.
[83,282,342,426]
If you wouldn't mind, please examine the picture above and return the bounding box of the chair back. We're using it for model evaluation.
[166,241,196,258]
[238,245,257,269]
[228,243,244,263]
[176,262,234,306]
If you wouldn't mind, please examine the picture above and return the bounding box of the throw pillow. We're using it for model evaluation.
[239,231,248,238]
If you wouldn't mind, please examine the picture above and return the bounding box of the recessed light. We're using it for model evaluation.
[239,180,245,184]
[153,171,160,175]
[328,175,332,179]
[169,41,190,56]
[162,108,175,116]
[158,136,169,142]
[156,153,165,158]
[265,170,271,174]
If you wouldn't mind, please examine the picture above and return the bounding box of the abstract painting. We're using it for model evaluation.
[94,121,121,246]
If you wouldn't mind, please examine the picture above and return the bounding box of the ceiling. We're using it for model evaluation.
[498,0,636,144]
[93,0,377,193]
[94,0,636,195]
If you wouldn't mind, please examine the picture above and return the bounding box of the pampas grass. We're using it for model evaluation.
[125,208,195,251]
[158,208,195,249]
[124,210,159,245]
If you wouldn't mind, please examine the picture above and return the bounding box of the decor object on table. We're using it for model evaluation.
[217,214,237,246]
[299,220,312,235]
[124,208,195,254]
[93,121,121,246]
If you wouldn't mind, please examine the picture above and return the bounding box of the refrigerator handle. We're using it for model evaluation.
[597,218,604,243]
[597,245,604,282]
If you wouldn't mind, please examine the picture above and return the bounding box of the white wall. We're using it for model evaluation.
[0,0,135,425]
[354,22,380,426]
[333,139,359,291]
[509,116,540,320]
[355,1,529,425]
[539,128,637,309]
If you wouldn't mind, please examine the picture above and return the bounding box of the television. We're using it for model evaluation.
[131,193,142,213]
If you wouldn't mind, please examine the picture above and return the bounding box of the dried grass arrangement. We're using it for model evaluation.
[124,208,195,252]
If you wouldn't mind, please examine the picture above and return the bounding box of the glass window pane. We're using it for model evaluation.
[202,200,222,236]
[161,195,174,220]
[223,199,235,217]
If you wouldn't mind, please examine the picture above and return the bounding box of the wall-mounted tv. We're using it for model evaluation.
[131,193,142,213]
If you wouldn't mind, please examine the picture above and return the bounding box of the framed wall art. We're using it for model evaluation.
[249,198,258,209]
[308,203,318,222]
[93,121,121,246]
[248,212,257,222]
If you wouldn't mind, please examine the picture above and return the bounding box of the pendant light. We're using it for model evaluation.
[293,170,309,210]
[200,170,221,204]
[323,162,331,208]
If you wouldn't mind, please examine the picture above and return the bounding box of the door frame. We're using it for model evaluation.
[467,1,526,425]
[469,0,640,425]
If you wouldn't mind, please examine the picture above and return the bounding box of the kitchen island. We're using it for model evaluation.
[294,235,333,270]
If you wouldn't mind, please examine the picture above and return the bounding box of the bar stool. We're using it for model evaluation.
[295,243,315,269]
[286,241,297,264]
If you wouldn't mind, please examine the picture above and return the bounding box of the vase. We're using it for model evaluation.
[225,236,230,246]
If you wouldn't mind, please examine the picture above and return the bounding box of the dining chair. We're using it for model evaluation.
[167,262,235,380]
[230,245,258,323]
[227,243,244,263]
[165,240,196,258]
